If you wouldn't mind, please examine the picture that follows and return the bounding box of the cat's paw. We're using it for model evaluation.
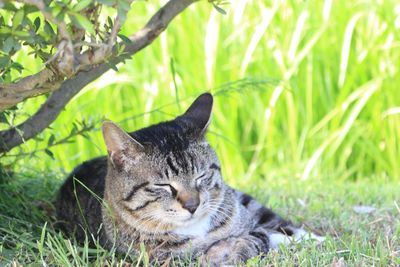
[202,238,255,266]
[268,228,325,250]
[202,239,233,265]
[203,238,242,267]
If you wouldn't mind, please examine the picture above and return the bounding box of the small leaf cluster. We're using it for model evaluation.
[209,0,228,15]
[1,117,99,163]
[0,0,132,83]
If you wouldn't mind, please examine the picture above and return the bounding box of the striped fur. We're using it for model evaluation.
[55,93,323,266]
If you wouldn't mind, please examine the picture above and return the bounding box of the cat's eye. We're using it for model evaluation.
[154,183,177,197]
[195,173,208,187]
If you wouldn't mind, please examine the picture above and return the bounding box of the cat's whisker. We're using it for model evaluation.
[204,206,234,222]
[204,203,231,217]
[127,212,163,232]
[151,220,167,239]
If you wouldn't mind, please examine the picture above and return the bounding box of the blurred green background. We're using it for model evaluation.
[4,0,400,185]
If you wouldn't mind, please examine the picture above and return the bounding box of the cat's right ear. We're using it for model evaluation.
[102,121,143,170]
[180,93,213,135]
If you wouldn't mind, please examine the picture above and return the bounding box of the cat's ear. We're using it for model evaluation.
[180,93,213,134]
[102,121,143,170]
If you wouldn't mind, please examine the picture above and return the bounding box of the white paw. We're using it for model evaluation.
[268,233,291,249]
[268,228,325,249]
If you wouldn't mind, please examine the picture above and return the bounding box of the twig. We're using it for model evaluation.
[108,16,121,48]
[4,124,94,158]
[73,42,104,49]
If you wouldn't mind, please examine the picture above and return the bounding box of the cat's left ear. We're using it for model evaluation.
[102,121,144,170]
[180,93,213,134]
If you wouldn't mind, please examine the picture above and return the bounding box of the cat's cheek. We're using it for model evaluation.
[209,184,222,198]
[162,200,182,214]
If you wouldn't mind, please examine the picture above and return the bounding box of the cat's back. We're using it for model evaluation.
[56,156,108,242]
[58,156,108,201]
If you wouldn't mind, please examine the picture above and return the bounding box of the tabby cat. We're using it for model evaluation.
[56,93,323,266]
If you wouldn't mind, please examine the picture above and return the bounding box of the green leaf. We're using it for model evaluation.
[69,13,95,35]
[107,16,113,28]
[212,3,227,15]
[116,43,125,55]
[117,34,132,44]
[12,9,25,31]
[0,56,10,69]
[34,17,41,32]
[81,133,91,140]
[10,62,23,73]
[47,135,55,146]
[23,5,39,14]
[2,37,15,53]
[1,2,17,12]
[97,0,115,6]
[44,21,55,36]
[44,149,55,160]
[54,10,65,21]
[13,31,30,38]
[0,112,10,124]
[106,61,119,72]
[73,0,92,12]
[0,27,12,35]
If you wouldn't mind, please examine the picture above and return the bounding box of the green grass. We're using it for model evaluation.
[1,0,400,265]
[1,171,399,266]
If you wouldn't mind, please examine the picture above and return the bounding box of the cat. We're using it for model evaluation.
[55,93,323,266]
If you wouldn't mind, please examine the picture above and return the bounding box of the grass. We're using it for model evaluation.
[0,171,399,266]
[1,0,400,265]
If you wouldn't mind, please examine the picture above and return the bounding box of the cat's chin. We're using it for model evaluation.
[170,212,212,237]
[175,211,210,228]
[156,206,209,227]
[153,215,191,228]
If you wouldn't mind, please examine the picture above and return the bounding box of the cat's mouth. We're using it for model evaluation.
[157,199,216,228]
[177,208,211,226]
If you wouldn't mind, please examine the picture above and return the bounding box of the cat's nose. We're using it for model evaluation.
[183,198,199,214]
[178,194,200,214]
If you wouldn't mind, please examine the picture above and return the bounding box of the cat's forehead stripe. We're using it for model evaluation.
[188,153,197,173]
[166,156,180,175]
[176,151,191,173]
[163,168,170,179]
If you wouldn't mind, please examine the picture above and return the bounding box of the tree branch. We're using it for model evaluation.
[0,0,198,154]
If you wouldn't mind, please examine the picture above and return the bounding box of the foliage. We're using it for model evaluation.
[2,118,97,166]
[0,0,227,154]
[0,0,133,82]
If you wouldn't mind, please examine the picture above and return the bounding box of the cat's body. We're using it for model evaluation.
[56,93,322,265]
